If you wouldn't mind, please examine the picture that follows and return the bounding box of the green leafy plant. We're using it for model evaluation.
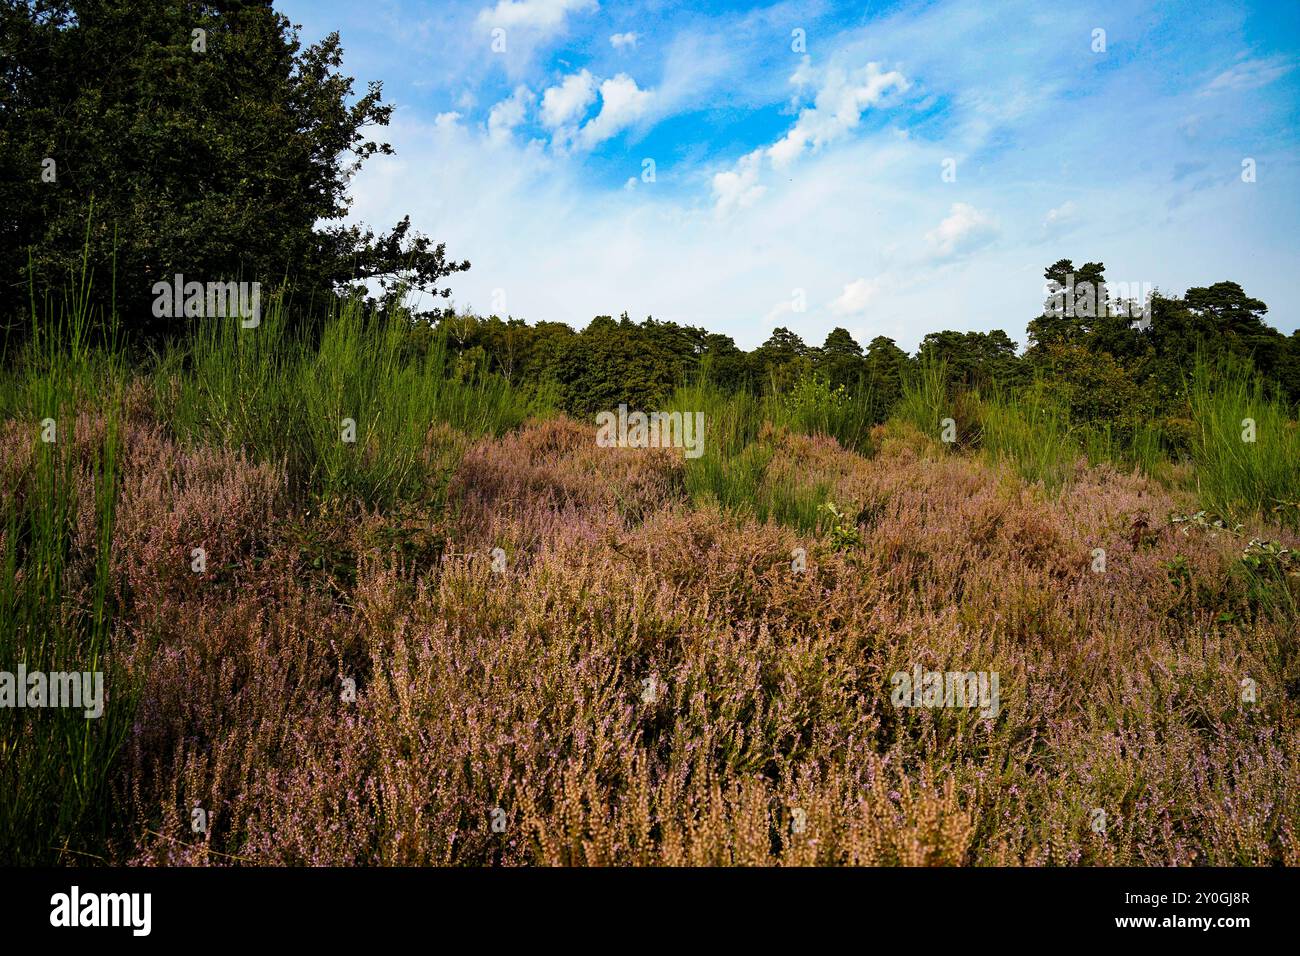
[1240,538,1299,576]
[1162,554,1193,590]
[1169,509,1244,538]
[818,500,862,552]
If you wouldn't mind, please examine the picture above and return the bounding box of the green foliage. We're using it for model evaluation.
[917,328,1022,391]
[863,335,910,415]
[2,0,467,341]
[1170,509,1243,537]
[0,264,134,863]
[1236,538,1299,618]
[816,326,866,390]
[778,369,848,419]
[665,380,835,533]
[1240,538,1299,576]
[1079,421,1165,476]
[977,385,1076,489]
[766,368,876,452]
[894,354,954,446]
[818,500,862,551]
[669,379,765,509]
[1189,353,1300,530]
[160,297,542,510]
[429,257,1300,466]
[1035,343,1150,433]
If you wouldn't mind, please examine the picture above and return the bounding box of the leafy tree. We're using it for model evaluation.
[700,332,752,392]
[1034,342,1150,434]
[1027,259,1108,354]
[753,326,808,391]
[918,329,1021,391]
[1,0,467,341]
[1277,330,1300,404]
[818,327,866,389]
[821,327,863,356]
[863,335,910,418]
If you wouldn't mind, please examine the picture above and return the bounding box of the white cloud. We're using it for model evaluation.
[762,299,796,326]
[1043,200,1077,229]
[434,111,464,128]
[474,0,598,70]
[610,32,638,50]
[768,63,910,169]
[924,202,997,260]
[789,56,816,93]
[476,0,597,33]
[487,85,534,141]
[830,277,884,317]
[341,0,1300,353]
[1200,56,1294,96]
[711,60,909,215]
[347,102,1288,359]
[541,69,597,128]
[577,74,653,148]
[711,149,766,217]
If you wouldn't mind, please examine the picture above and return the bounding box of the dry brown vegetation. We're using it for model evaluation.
[8,392,1296,866]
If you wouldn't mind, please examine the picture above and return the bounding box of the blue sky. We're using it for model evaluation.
[276,0,1300,351]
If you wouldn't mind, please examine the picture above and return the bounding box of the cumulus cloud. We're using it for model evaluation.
[924,202,997,260]
[1043,200,1077,229]
[487,85,535,141]
[789,55,817,93]
[577,74,653,148]
[541,69,597,128]
[341,0,1298,353]
[830,277,884,316]
[711,61,908,214]
[538,70,654,152]
[476,0,597,33]
[610,31,638,50]
[768,63,910,169]
[711,148,766,217]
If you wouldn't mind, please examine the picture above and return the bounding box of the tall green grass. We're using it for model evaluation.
[894,353,1172,490]
[2,271,549,862]
[978,385,1076,488]
[893,354,951,443]
[1189,353,1300,530]
[157,294,543,509]
[1079,420,1166,477]
[668,379,764,507]
[666,379,830,531]
[1,245,135,864]
[763,369,877,453]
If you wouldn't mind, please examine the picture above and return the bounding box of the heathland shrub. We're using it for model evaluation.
[3,284,1300,867]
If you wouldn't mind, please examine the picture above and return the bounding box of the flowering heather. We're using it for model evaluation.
[4,377,1297,867]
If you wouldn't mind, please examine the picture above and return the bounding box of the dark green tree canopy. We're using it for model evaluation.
[0,0,467,339]
[821,327,863,357]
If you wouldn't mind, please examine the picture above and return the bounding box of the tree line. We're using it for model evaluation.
[432,264,1300,448]
[3,1,1297,454]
